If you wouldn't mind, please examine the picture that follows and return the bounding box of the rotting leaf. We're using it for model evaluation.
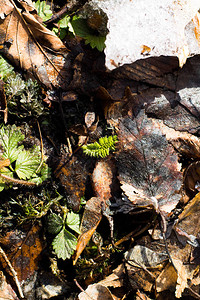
[116,111,183,214]
[0,224,43,282]
[78,283,114,300]
[55,154,93,212]
[0,0,70,89]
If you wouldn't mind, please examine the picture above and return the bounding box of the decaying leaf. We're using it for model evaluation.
[124,245,168,269]
[78,283,114,300]
[0,224,43,282]
[55,154,93,211]
[184,162,200,196]
[156,262,177,293]
[0,0,71,89]
[116,111,182,214]
[0,271,19,300]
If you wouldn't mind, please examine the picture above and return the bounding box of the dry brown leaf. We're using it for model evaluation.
[0,224,43,282]
[0,271,19,300]
[0,0,70,89]
[156,262,177,293]
[98,264,124,288]
[73,158,115,264]
[136,290,152,300]
[73,197,102,265]
[78,283,114,300]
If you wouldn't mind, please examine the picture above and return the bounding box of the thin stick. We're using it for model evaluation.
[0,173,36,186]
[0,246,24,298]
[36,120,44,173]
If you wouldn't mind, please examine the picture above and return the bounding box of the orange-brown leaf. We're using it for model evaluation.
[0,0,70,89]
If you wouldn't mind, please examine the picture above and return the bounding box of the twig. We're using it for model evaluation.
[0,173,36,186]
[36,120,44,173]
[0,246,24,298]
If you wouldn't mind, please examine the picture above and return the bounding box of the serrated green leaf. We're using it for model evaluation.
[71,17,106,51]
[58,15,70,28]
[48,213,63,235]
[0,125,24,163]
[71,17,91,38]
[66,211,81,234]
[52,228,77,260]
[85,35,106,52]
[34,0,53,22]
[15,148,40,180]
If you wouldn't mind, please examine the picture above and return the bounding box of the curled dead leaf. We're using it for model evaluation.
[0,0,70,89]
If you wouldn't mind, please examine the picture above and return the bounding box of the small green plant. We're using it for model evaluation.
[0,55,45,119]
[33,1,106,51]
[82,135,118,158]
[47,208,81,260]
[10,192,63,223]
[34,0,53,22]
[0,56,15,81]
[5,74,45,118]
[0,124,50,190]
[70,16,106,52]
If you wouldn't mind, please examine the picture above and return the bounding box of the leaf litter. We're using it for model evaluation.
[0,1,200,299]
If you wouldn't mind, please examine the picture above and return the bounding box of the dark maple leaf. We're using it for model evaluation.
[116,110,183,214]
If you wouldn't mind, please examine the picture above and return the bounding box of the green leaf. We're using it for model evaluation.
[82,135,118,158]
[52,228,77,260]
[66,211,81,234]
[85,35,106,52]
[34,0,53,22]
[71,17,106,52]
[48,213,63,235]
[71,17,91,37]
[15,147,41,180]
[0,125,24,163]
[58,15,70,28]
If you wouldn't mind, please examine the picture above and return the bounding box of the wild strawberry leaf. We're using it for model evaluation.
[0,125,24,163]
[33,0,53,22]
[71,17,106,51]
[15,146,41,180]
[52,228,77,260]
[66,211,81,234]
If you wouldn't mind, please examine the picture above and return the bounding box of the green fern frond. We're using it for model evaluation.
[82,135,118,158]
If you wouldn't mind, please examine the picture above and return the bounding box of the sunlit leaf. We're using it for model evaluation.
[33,0,53,22]
[52,228,77,260]
[0,125,24,163]
[66,211,81,234]
[15,147,41,180]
